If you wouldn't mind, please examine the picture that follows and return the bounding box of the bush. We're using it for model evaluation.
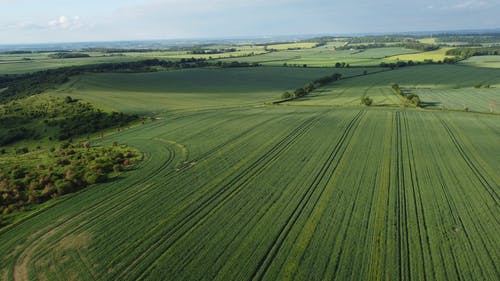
[361,97,373,106]
[281,92,292,99]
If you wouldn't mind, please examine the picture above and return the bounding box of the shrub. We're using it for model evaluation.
[361,97,373,106]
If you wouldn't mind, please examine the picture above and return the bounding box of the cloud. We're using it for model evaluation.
[452,0,488,9]
[48,16,83,30]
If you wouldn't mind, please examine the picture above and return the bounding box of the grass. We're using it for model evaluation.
[385,47,454,62]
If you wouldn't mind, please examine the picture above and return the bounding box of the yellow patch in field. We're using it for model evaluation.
[384,47,455,62]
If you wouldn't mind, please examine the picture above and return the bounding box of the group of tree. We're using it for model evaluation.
[391,83,421,107]
[446,47,500,58]
[0,95,139,145]
[189,48,237,54]
[280,73,342,100]
[0,142,139,225]
[402,42,439,52]
[48,52,91,59]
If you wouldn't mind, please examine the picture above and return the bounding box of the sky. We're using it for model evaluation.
[0,0,499,44]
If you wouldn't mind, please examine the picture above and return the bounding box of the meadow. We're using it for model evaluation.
[0,37,499,281]
[384,47,454,62]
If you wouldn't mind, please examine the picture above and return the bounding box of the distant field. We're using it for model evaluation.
[267,42,317,50]
[418,37,437,44]
[0,54,145,74]
[218,47,418,67]
[51,67,381,114]
[284,64,500,109]
[459,55,500,68]
[385,47,454,62]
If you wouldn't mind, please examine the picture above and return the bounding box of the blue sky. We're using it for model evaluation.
[1,0,499,44]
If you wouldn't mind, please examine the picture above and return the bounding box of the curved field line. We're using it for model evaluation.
[7,139,178,281]
[249,110,366,281]
[440,120,499,205]
[112,113,325,280]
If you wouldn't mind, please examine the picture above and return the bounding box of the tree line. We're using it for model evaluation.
[279,73,342,101]
[446,47,500,58]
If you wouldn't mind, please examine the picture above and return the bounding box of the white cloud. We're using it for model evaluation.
[452,0,488,9]
[48,16,83,30]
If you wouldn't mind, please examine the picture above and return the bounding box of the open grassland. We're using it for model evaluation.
[0,105,498,281]
[418,38,438,44]
[460,55,500,68]
[384,47,454,62]
[285,64,500,109]
[50,67,382,114]
[218,47,418,67]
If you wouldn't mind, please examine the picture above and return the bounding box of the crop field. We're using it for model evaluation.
[384,47,454,62]
[0,54,145,74]
[50,67,383,114]
[0,104,498,280]
[218,47,418,67]
[460,55,500,68]
[407,88,500,112]
[286,64,500,109]
[267,43,318,50]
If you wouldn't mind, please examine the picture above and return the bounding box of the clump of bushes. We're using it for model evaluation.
[0,143,140,220]
[279,73,342,101]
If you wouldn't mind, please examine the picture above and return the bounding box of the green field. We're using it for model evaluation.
[460,55,500,68]
[267,43,318,50]
[0,43,499,281]
[285,64,500,109]
[50,67,383,114]
[0,105,498,280]
[218,47,419,67]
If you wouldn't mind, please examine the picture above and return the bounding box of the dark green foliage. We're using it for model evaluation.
[360,96,373,106]
[190,48,237,54]
[403,42,439,52]
[48,52,90,59]
[0,95,138,145]
[446,47,500,58]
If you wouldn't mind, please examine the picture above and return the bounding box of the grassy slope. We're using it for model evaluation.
[50,67,383,114]
[384,47,454,62]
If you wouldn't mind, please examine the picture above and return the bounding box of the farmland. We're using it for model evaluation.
[0,105,498,280]
[0,34,499,281]
[385,47,454,62]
